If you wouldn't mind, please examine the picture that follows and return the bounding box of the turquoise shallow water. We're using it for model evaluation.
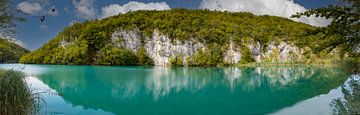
[0,64,354,115]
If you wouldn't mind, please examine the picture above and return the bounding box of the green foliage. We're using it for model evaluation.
[0,38,29,63]
[20,39,89,65]
[193,49,207,66]
[136,47,153,65]
[270,48,280,62]
[0,70,39,114]
[193,43,223,66]
[62,40,89,65]
[239,46,255,64]
[292,0,360,53]
[95,45,137,65]
[170,55,183,66]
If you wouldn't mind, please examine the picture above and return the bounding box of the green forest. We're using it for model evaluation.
[0,38,29,63]
[19,9,358,66]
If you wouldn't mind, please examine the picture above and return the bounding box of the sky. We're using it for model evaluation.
[9,0,336,50]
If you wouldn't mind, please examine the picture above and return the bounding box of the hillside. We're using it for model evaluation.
[0,38,29,63]
[19,9,353,66]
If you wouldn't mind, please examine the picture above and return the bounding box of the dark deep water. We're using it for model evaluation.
[0,64,358,115]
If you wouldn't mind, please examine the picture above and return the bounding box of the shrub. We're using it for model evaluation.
[137,47,153,65]
[96,45,138,65]
[239,46,255,64]
[193,43,224,66]
[0,39,29,63]
[170,55,183,66]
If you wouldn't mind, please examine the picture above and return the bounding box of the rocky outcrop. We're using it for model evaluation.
[111,29,305,66]
[111,29,142,53]
[111,29,205,66]
[144,30,205,66]
[224,41,242,64]
[262,42,302,62]
[247,42,262,62]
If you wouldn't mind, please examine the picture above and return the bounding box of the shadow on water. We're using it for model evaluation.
[22,65,349,115]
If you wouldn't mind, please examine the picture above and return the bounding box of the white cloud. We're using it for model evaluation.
[72,0,96,20]
[200,0,331,27]
[17,1,43,15]
[17,1,59,17]
[100,1,170,19]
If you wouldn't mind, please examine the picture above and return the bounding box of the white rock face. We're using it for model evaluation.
[277,42,300,61]
[60,38,74,48]
[224,41,242,64]
[60,40,67,48]
[247,41,262,62]
[111,29,142,53]
[111,29,303,66]
[263,42,301,62]
[112,29,205,66]
[144,30,204,66]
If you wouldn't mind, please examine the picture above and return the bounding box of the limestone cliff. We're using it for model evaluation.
[110,29,309,66]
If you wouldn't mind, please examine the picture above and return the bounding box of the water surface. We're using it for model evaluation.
[0,64,355,115]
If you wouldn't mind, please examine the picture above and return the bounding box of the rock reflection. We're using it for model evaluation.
[146,67,224,100]
[223,67,342,91]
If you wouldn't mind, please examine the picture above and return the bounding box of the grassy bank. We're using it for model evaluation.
[0,70,39,114]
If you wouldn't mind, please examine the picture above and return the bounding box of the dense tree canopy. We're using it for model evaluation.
[0,38,29,63]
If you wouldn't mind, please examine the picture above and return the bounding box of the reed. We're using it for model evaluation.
[0,70,39,114]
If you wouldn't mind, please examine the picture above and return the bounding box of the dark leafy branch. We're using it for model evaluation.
[292,0,360,52]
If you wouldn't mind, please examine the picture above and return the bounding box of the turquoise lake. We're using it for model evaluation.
[0,64,358,115]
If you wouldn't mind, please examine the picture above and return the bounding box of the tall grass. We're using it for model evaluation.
[0,70,39,114]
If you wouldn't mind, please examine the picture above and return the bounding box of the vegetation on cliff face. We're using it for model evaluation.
[19,9,354,66]
[0,38,29,63]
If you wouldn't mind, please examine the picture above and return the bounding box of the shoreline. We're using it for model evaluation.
[1,61,359,68]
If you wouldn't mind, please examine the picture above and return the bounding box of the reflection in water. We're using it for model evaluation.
[0,64,351,114]
[223,67,318,91]
[331,74,360,114]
